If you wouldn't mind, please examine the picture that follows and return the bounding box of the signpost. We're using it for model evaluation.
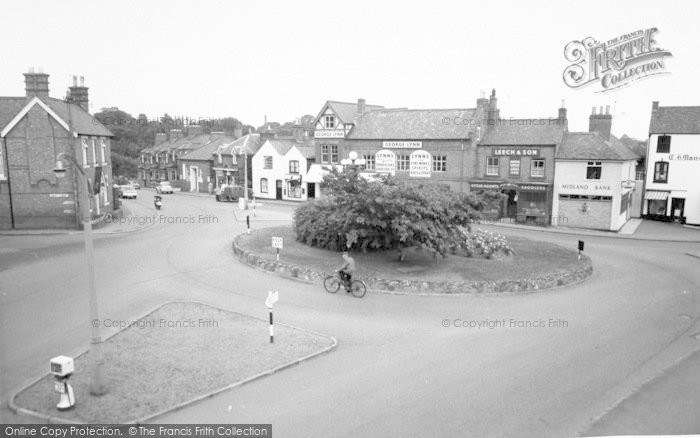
[265,291,279,343]
[272,236,283,260]
[578,240,584,260]
[246,215,250,234]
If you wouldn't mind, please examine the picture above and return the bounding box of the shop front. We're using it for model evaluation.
[213,165,238,188]
[284,174,304,200]
[470,181,552,225]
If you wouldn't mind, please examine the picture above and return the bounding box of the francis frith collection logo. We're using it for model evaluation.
[563,28,672,92]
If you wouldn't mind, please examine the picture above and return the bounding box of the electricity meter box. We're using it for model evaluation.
[50,355,74,377]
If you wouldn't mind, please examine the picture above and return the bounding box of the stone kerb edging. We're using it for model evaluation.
[232,233,593,294]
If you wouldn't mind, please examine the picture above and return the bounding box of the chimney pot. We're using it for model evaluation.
[652,101,659,111]
[592,106,596,115]
[605,105,610,115]
[80,76,84,87]
[358,98,366,115]
[599,106,604,115]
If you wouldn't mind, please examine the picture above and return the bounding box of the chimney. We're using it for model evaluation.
[260,125,276,143]
[558,99,567,127]
[589,104,613,140]
[487,89,500,125]
[155,133,167,146]
[476,93,489,119]
[652,101,659,111]
[66,75,90,112]
[233,127,243,138]
[169,129,183,141]
[24,69,50,100]
[357,98,366,115]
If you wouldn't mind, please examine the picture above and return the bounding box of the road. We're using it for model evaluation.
[1,191,699,437]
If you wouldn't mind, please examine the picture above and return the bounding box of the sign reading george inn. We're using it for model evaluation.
[314,129,345,138]
[563,27,672,92]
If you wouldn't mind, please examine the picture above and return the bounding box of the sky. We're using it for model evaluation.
[1,0,698,139]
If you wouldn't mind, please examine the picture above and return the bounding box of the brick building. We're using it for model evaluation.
[177,132,238,193]
[0,71,113,229]
[470,98,567,225]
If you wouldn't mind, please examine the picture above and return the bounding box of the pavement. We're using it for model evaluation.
[479,216,700,242]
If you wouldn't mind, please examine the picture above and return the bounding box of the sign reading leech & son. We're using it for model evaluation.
[493,148,540,156]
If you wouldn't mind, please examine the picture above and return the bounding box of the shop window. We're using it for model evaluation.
[363,154,375,170]
[509,159,520,176]
[289,160,300,174]
[653,161,668,183]
[486,157,499,176]
[264,156,273,169]
[324,115,336,129]
[260,178,268,193]
[433,155,447,172]
[287,180,302,198]
[559,194,570,199]
[397,155,410,171]
[656,135,671,153]
[531,159,545,177]
[648,199,667,215]
[321,145,329,163]
[519,191,547,216]
[586,161,602,179]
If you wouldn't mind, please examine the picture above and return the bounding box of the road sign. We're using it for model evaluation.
[272,237,283,249]
[265,290,279,308]
[578,240,584,251]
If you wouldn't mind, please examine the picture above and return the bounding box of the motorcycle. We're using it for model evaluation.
[154,195,163,210]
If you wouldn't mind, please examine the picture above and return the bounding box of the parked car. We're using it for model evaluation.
[119,185,137,199]
[215,185,246,202]
[130,181,140,189]
[156,181,174,194]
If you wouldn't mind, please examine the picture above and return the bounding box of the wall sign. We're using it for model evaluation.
[375,150,396,175]
[470,182,501,190]
[382,141,422,149]
[314,130,345,138]
[519,184,548,192]
[409,150,431,178]
[493,149,540,156]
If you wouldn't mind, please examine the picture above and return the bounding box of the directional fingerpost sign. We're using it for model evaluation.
[578,240,584,260]
[272,236,283,260]
[266,291,279,343]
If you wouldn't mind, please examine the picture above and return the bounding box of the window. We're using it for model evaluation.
[656,135,671,153]
[321,145,329,163]
[330,145,338,163]
[653,161,668,183]
[363,154,375,170]
[586,161,602,179]
[260,178,268,193]
[531,159,545,177]
[82,138,89,166]
[100,138,107,164]
[91,138,97,165]
[264,156,273,169]
[432,155,447,172]
[324,115,336,129]
[397,154,410,171]
[509,159,520,176]
[289,160,300,174]
[486,157,499,176]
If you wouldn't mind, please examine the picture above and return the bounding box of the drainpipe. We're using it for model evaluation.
[1,137,15,228]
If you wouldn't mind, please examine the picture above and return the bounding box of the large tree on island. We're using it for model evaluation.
[293,167,500,260]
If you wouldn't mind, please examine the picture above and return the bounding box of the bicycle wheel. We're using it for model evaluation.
[323,275,341,293]
[350,280,367,298]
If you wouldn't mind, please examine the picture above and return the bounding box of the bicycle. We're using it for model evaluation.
[323,270,367,298]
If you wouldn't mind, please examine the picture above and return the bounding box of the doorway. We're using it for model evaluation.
[502,189,518,218]
[276,180,283,200]
[671,198,686,223]
[307,183,316,199]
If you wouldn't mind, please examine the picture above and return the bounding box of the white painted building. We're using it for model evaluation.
[552,108,640,231]
[643,102,700,225]
[252,139,316,201]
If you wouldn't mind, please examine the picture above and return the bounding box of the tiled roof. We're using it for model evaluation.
[217,133,263,156]
[296,145,316,159]
[0,97,112,137]
[557,132,640,161]
[649,106,700,134]
[326,100,384,125]
[46,98,112,136]
[267,139,298,155]
[179,135,237,161]
[480,119,566,145]
[347,108,481,140]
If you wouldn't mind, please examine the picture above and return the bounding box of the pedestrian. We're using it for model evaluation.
[208,181,213,195]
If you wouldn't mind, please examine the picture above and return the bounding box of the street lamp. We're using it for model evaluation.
[341,151,366,167]
[53,153,107,396]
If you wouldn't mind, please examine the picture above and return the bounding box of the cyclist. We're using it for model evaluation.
[337,251,356,292]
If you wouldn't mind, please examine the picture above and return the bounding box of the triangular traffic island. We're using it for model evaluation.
[10,301,336,423]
